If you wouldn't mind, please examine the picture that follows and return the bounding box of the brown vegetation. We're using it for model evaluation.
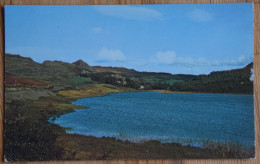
[5,74,49,86]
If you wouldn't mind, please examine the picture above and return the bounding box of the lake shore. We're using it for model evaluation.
[4,84,255,161]
[50,85,254,159]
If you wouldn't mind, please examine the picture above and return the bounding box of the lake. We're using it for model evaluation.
[51,92,255,148]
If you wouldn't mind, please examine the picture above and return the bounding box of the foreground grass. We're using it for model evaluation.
[54,134,255,160]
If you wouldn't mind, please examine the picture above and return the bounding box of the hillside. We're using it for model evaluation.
[170,63,253,94]
[5,54,94,89]
[93,65,195,84]
[5,53,253,94]
[93,61,253,94]
[5,73,49,87]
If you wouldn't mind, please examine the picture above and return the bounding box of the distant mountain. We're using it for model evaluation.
[73,60,94,72]
[5,53,253,94]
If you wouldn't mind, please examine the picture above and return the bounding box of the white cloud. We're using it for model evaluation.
[97,47,126,61]
[187,9,213,22]
[211,55,252,66]
[92,27,103,33]
[94,5,163,21]
[151,51,176,64]
[151,50,252,67]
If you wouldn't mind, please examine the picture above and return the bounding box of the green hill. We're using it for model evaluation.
[5,54,94,88]
[170,63,253,94]
[5,53,253,94]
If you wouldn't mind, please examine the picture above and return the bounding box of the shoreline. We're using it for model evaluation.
[51,85,254,150]
[60,129,255,151]
[52,87,254,122]
[5,84,255,160]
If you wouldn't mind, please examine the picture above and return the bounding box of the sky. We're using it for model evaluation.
[5,4,253,75]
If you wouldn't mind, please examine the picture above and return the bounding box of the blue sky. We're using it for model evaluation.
[5,4,253,75]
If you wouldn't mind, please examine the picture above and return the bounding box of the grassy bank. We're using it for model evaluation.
[58,84,136,99]
[4,84,255,161]
[152,89,254,95]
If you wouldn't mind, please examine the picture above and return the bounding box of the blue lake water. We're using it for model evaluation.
[51,92,255,148]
